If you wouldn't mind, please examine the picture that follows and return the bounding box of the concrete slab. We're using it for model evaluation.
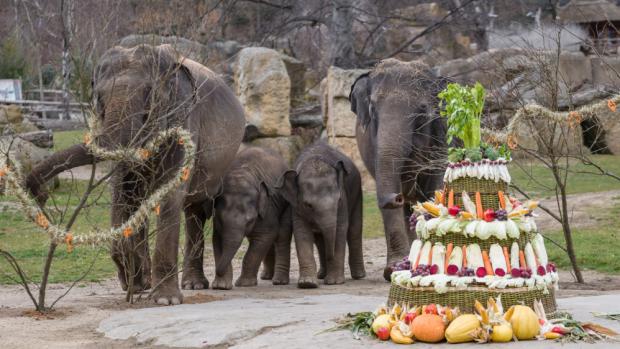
[98,294,620,348]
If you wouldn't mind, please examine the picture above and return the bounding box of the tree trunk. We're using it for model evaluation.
[328,0,357,68]
[61,0,74,120]
[559,182,584,283]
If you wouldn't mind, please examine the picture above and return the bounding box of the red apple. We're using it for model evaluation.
[425,303,438,315]
[448,205,461,216]
[376,326,390,340]
[404,312,416,325]
[483,209,496,222]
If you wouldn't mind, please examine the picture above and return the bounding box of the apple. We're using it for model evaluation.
[403,312,416,325]
[376,326,390,340]
[425,303,438,315]
[483,209,496,222]
[448,205,461,216]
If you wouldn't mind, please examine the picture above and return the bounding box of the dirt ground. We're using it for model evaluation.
[1,234,620,348]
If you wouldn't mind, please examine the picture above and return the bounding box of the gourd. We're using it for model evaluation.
[491,324,513,342]
[445,314,480,343]
[411,314,446,343]
[504,305,540,340]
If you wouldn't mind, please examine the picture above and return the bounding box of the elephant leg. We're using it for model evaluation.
[151,191,184,305]
[181,202,209,290]
[259,245,275,280]
[294,216,318,289]
[315,234,327,280]
[211,223,236,290]
[403,204,417,242]
[348,196,366,280]
[235,233,274,287]
[272,206,292,286]
[380,207,410,281]
[324,214,347,286]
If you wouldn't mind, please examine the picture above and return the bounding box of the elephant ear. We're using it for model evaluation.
[275,170,298,207]
[257,181,271,219]
[349,73,373,131]
[153,44,197,129]
[335,161,348,192]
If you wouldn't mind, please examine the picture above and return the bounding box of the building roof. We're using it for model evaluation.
[557,0,620,23]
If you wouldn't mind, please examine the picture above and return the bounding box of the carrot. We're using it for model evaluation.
[448,190,455,208]
[519,250,527,269]
[475,192,483,219]
[414,248,422,269]
[482,250,494,276]
[444,243,454,273]
[462,245,467,268]
[503,246,512,273]
[498,191,506,209]
[428,245,434,266]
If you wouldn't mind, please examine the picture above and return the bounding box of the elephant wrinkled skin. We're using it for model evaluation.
[278,141,365,288]
[349,59,449,281]
[25,44,245,305]
[211,146,292,290]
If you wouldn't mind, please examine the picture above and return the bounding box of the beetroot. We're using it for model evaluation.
[476,267,487,278]
[511,268,522,278]
[430,264,440,275]
[448,205,461,216]
[495,268,506,277]
[447,264,459,275]
[537,265,547,276]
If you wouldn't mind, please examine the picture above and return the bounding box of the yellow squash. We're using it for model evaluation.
[504,305,540,340]
[491,324,513,342]
[445,314,481,343]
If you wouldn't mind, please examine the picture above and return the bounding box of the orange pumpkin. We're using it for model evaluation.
[410,313,446,343]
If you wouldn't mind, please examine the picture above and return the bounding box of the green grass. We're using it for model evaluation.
[544,196,620,274]
[53,129,86,151]
[510,155,620,198]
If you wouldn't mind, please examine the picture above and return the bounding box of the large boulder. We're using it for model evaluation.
[280,54,306,107]
[322,67,369,138]
[235,47,291,137]
[329,136,374,191]
[0,137,59,193]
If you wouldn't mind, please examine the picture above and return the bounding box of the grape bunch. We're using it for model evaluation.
[392,256,411,271]
[457,267,476,277]
[411,264,431,277]
[495,209,508,221]
[408,213,418,233]
[423,213,433,221]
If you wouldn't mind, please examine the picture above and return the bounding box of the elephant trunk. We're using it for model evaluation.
[317,213,338,263]
[375,146,406,210]
[26,144,100,204]
[215,229,244,277]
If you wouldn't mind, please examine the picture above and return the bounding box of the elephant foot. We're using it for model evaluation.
[297,276,318,289]
[272,273,289,285]
[212,276,233,290]
[259,269,274,280]
[383,266,393,282]
[181,272,209,290]
[152,283,183,306]
[234,277,258,287]
[324,273,345,285]
[351,269,366,280]
[317,268,326,279]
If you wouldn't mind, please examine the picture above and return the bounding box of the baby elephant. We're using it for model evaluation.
[211,146,292,290]
[278,141,365,288]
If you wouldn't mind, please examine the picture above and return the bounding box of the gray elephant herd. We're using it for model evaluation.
[25,44,449,305]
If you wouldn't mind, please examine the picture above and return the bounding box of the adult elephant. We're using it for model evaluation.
[349,58,449,280]
[25,44,245,304]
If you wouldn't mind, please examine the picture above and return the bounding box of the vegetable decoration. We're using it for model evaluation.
[438,82,485,149]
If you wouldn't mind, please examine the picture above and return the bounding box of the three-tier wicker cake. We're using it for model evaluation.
[387,82,558,316]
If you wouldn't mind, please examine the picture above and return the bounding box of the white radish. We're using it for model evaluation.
[510,242,520,270]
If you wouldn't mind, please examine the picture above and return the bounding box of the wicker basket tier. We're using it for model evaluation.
[422,231,535,250]
[388,283,558,317]
[444,176,508,211]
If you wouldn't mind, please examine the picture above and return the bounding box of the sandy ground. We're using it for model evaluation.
[1,235,620,348]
